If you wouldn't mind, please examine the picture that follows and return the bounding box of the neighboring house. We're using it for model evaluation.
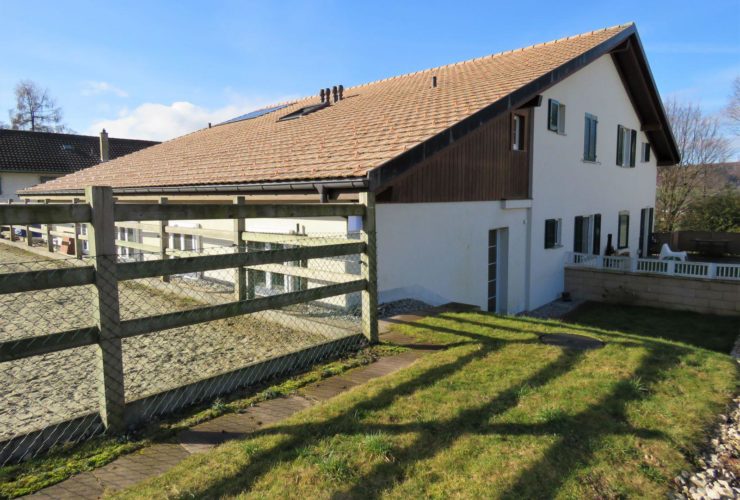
[0,129,158,201]
[22,23,679,314]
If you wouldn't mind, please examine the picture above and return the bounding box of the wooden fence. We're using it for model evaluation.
[0,186,378,435]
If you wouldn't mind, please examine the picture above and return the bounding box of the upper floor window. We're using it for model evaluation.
[512,113,526,151]
[641,142,651,163]
[617,125,637,167]
[618,211,630,249]
[583,113,598,162]
[548,99,566,134]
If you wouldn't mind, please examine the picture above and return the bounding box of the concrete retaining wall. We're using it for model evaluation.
[564,266,739,316]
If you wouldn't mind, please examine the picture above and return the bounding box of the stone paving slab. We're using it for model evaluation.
[25,324,441,499]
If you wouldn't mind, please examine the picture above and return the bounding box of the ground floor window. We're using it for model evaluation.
[573,214,601,255]
[618,211,630,249]
[544,219,562,249]
[117,227,138,259]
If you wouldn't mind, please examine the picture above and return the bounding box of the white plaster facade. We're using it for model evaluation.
[374,54,657,313]
[0,172,58,201]
[527,54,657,309]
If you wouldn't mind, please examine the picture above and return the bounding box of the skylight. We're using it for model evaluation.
[278,102,329,122]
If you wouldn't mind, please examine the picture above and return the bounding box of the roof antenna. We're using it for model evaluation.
[431,75,437,88]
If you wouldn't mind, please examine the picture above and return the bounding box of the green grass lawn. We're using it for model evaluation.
[115,303,739,499]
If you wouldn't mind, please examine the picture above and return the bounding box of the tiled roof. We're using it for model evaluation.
[28,24,635,193]
[0,129,158,174]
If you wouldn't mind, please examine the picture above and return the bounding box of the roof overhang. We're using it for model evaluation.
[21,177,368,198]
[368,24,680,192]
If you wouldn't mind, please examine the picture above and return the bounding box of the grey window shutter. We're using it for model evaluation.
[583,116,590,159]
[592,214,601,255]
[545,220,556,248]
[639,208,646,255]
[548,100,557,131]
[616,125,624,165]
[630,129,637,167]
[590,117,597,160]
[574,216,584,252]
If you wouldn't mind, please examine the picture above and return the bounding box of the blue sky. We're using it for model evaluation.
[1,0,738,143]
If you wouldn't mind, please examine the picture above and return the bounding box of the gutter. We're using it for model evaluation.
[22,177,369,197]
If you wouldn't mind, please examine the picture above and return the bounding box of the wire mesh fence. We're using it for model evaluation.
[0,229,369,464]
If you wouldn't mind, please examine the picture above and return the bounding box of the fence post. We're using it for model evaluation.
[45,200,54,252]
[24,199,33,247]
[158,197,169,282]
[73,198,84,259]
[86,186,126,432]
[359,191,378,343]
[7,200,15,241]
[233,196,247,300]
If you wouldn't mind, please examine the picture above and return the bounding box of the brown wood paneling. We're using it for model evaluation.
[376,110,531,203]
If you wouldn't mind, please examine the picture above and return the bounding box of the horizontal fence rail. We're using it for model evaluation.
[0,203,92,225]
[0,266,95,294]
[117,241,365,281]
[114,202,365,221]
[566,252,740,281]
[0,186,378,465]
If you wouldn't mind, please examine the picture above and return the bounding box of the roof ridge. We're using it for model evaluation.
[216,22,635,126]
[0,128,159,143]
[344,22,634,91]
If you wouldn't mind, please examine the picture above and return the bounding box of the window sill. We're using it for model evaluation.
[545,244,564,250]
[581,159,601,165]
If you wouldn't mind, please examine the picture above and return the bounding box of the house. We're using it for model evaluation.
[21,23,679,314]
[0,129,158,201]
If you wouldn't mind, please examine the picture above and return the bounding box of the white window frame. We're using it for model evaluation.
[548,99,566,134]
[169,222,202,278]
[512,114,525,151]
[641,142,651,163]
[116,226,138,260]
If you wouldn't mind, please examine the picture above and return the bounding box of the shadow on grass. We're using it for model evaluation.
[176,310,695,499]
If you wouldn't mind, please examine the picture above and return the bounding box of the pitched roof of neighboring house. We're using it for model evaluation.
[0,129,158,174]
[24,23,680,196]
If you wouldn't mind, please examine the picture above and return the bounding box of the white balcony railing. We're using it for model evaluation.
[566,253,740,281]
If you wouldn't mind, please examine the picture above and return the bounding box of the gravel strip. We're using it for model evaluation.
[0,245,357,441]
[378,299,432,318]
[670,337,740,499]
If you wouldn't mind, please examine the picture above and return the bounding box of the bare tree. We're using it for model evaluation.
[656,99,731,232]
[726,76,740,135]
[8,80,68,132]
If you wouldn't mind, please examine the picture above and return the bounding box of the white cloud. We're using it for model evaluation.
[86,97,288,141]
[81,81,129,98]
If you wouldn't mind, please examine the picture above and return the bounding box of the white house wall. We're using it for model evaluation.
[528,54,658,308]
[0,172,55,201]
[376,202,529,313]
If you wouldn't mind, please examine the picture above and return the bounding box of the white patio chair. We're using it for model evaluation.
[658,243,687,262]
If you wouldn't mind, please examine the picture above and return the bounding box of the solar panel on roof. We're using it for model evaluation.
[219,104,290,125]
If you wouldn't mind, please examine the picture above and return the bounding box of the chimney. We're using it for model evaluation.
[325,88,331,104]
[320,88,326,103]
[332,86,338,103]
[338,85,344,100]
[99,129,110,162]
[431,75,437,88]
